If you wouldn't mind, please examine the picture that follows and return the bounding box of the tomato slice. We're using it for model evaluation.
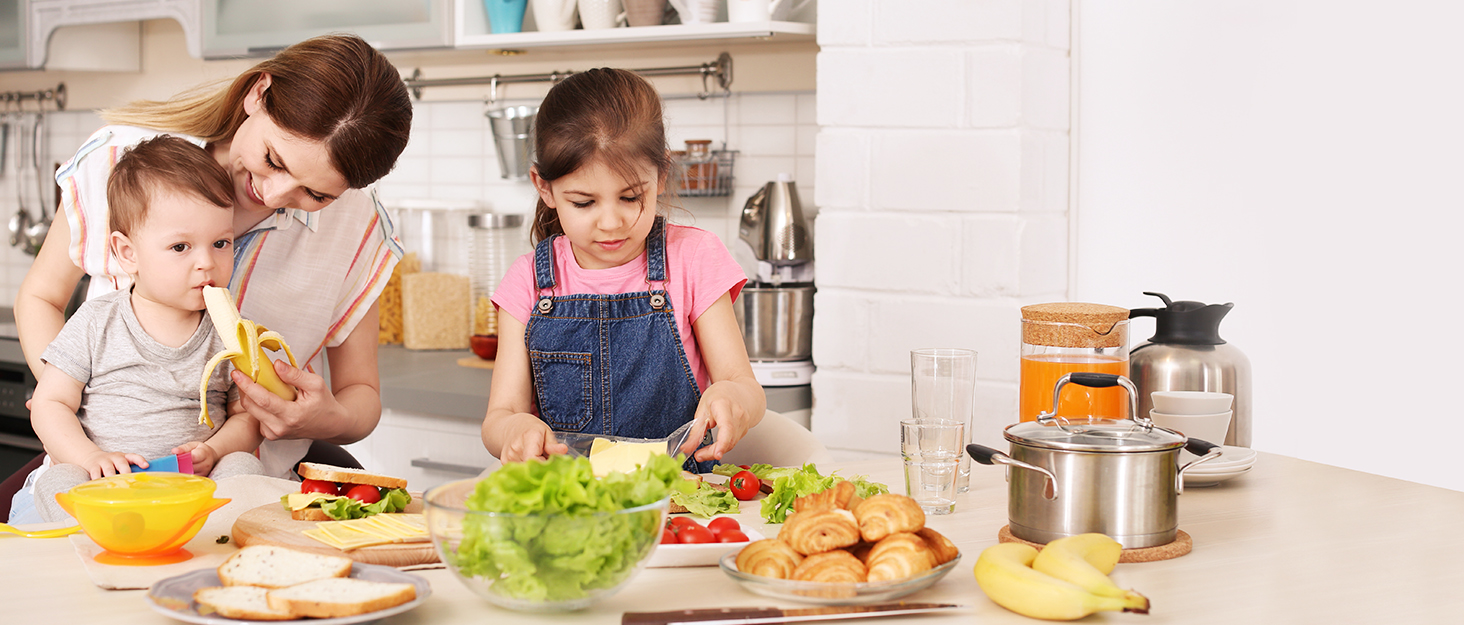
[729,470,760,500]
[677,525,715,544]
[301,479,339,495]
[717,529,750,543]
[707,517,741,535]
[343,483,382,503]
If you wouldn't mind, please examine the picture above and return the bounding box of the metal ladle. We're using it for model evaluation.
[8,109,33,249]
[21,110,49,255]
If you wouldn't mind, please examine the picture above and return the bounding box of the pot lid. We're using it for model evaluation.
[1003,417,1186,452]
[65,473,217,506]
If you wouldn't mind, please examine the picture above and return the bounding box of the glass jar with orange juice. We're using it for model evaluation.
[1020,303,1130,422]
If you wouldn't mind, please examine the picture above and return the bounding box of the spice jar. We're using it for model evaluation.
[1019,303,1130,422]
[467,213,527,342]
[683,139,715,192]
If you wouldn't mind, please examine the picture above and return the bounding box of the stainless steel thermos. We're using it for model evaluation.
[1128,292,1252,447]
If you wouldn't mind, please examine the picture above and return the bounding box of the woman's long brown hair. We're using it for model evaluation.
[101,34,412,189]
[530,68,673,244]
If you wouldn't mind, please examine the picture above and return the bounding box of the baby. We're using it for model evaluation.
[9,135,265,524]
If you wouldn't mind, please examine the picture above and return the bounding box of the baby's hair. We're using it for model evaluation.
[529,68,674,244]
[107,135,235,236]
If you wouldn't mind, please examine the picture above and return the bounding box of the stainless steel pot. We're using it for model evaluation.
[968,373,1220,548]
[733,285,814,361]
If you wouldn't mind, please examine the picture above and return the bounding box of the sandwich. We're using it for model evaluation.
[283,463,412,521]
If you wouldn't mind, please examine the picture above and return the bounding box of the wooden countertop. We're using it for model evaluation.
[4,453,1463,623]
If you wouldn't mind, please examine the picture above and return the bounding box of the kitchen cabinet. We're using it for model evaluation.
[453,0,814,51]
[0,0,25,68]
[29,0,194,67]
[200,0,453,58]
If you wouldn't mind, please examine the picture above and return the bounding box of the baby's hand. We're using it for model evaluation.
[499,414,569,463]
[81,451,146,480]
[171,441,216,476]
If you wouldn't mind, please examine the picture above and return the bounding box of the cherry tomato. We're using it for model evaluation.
[717,529,750,543]
[729,470,760,500]
[739,465,751,470]
[301,479,339,495]
[668,517,701,533]
[343,484,382,503]
[661,528,679,544]
[678,525,715,544]
[707,517,741,535]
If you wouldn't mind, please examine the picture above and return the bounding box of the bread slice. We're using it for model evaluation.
[218,545,353,589]
[266,577,416,618]
[297,463,408,490]
[193,586,294,621]
[291,507,334,522]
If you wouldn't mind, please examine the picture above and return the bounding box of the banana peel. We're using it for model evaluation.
[198,286,298,428]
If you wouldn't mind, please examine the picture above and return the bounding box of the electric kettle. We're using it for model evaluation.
[1128,292,1252,447]
[739,173,811,267]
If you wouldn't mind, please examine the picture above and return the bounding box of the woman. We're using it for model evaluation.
[15,34,412,478]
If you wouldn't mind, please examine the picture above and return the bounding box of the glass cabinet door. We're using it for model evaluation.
[0,0,26,68]
[202,0,450,58]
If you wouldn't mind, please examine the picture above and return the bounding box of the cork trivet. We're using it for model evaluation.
[997,525,1192,563]
[1021,303,1130,348]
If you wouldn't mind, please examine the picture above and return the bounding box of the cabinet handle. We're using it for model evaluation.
[410,458,486,476]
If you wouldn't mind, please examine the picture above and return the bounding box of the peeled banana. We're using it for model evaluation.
[974,541,1149,621]
[197,286,298,428]
[1033,533,1150,607]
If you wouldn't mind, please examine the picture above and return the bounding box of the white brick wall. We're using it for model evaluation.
[812,0,1072,455]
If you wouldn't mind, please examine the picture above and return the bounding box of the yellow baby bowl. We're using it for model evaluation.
[54,473,230,566]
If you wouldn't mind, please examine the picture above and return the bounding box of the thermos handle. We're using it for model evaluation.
[967,444,1059,500]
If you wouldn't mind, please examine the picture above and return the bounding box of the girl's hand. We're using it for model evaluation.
[81,451,146,480]
[170,441,218,476]
[233,359,349,442]
[683,382,759,462]
[497,414,569,463]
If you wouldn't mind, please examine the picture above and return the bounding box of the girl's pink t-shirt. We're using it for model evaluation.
[492,223,747,390]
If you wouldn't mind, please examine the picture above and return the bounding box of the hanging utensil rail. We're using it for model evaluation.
[405,53,732,102]
[0,84,67,111]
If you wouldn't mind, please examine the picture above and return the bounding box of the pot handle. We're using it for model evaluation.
[967,444,1059,500]
[1040,373,1144,425]
[1176,438,1224,494]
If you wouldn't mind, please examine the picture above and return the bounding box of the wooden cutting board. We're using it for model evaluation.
[231,497,439,568]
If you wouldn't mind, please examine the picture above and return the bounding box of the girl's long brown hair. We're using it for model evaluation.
[101,34,412,189]
[530,68,673,244]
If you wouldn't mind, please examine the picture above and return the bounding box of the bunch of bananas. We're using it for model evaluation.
[197,286,298,428]
[973,533,1150,621]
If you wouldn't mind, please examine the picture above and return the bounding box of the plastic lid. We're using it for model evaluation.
[65,473,217,506]
[1004,418,1186,453]
[1021,302,1130,348]
[1129,292,1234,345]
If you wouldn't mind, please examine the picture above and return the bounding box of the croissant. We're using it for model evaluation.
[791,549,868,583]
[793,480,855,513]
[780,508,862,555]
[864,532,936,582]
[853,493,926,542]
[914,527,959,565]
[735,539,804,579]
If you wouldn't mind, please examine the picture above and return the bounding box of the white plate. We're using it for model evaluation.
[1183,465,1252,487]
[647,521,765,568]
[147,562,431,625]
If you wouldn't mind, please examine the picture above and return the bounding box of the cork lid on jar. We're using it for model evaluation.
[1021,302,1130,348]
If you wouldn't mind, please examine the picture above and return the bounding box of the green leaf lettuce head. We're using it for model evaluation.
[451,453,691,603]
[669,481,740,518]
[738,463,889,524]
[278,488,412,521]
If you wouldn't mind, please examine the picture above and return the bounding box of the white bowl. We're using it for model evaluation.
[1151,391,1234,415]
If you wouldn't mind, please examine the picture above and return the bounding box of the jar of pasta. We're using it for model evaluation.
[467,212,527,358]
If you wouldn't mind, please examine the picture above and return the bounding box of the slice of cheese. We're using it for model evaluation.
[589,437,614,457]
[301,513,429,552]
[587,440,667,477]
[286,492,337,510]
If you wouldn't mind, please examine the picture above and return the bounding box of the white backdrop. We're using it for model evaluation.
[1074,1,1464,490]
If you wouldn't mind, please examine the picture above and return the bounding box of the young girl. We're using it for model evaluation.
[482,68,766,469]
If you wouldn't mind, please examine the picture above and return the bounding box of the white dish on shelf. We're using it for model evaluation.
[647,523,765,568]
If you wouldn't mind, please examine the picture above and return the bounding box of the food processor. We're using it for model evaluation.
[732,174,815,390]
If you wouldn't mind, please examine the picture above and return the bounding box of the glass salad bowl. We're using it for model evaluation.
[425,477,669,611]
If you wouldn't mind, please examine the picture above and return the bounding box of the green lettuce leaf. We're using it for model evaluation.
[749,463,890,524]
[279,488,412,521]
[669,482,740,517]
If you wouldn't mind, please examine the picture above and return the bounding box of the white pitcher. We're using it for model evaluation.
[667,0,719,24]
[532,0,580,31]
[726,0,810,22]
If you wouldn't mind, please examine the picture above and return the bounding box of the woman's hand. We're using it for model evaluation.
[170,441,219,476]
[232,359,351,442]
[495,413,569,463]
[80,450,146,480]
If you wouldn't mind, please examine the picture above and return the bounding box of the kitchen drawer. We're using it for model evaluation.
[344,408,496,492]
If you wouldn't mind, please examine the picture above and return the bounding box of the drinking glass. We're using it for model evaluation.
[911,348,976,493]
[900,418,964,515]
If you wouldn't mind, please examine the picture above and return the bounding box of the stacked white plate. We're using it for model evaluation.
[1183,445,1257,487]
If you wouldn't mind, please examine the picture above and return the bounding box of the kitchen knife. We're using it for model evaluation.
[623,602,966,625]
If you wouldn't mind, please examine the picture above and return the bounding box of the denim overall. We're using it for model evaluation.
[527,217,714,472]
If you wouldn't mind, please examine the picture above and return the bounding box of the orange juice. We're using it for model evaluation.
[1019,353,1128,421]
